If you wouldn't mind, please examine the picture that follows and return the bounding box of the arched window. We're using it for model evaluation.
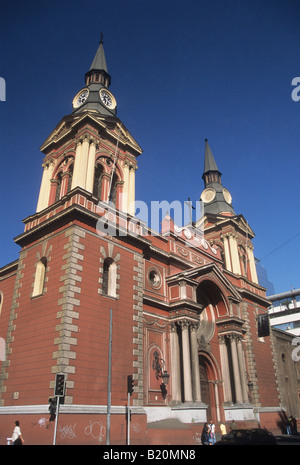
[67,164,74,193]
[93,164,104,200]
[109,173,118,205]
[32,257,47,297]
[102,258,117,297]
[55,172,62,202]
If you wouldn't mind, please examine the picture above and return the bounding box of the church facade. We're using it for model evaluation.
[0,41,283,445]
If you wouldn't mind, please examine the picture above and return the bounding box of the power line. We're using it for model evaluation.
[260,231,300,262]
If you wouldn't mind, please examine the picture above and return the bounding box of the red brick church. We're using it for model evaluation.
[0,40,282,445]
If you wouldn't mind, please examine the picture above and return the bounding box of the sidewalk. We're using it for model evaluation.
[275,434,300,444]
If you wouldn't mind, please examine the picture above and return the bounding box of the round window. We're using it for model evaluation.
[148,268,162,289]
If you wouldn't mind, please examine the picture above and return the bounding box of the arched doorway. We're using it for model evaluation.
[199,358,211,421]
[199,353,221,425]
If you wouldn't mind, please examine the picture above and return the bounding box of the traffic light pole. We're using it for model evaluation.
[53,396,60,445]
[52,373,65,445]
[106,308,113,446]
[127,392,130,446]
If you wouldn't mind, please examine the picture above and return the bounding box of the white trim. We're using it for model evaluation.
[0,404,145,415]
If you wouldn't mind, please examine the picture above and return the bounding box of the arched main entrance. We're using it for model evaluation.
[199,353,222,425]
[199,358,211,420]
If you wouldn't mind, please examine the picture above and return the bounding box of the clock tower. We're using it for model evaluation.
[73,36,117,116]
[200,139,235,216]
[199,139,258,283]
[36,38,142,215]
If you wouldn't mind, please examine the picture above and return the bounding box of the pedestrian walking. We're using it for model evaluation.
[209,420,216,445]
[290,416,297,435]
[230,419,237,430]
[286,417,292,435]
[11,420,24,445]
[201,423,210,445]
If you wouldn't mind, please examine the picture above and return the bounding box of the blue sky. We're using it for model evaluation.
[0,0,299,295]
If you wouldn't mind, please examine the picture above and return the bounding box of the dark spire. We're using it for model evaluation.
[72,38,117,116]
[204,139,218,172]
[85,37,111,88]
[202,139,222,187]
[200,139,235,215]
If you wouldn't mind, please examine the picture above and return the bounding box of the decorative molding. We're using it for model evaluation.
[0,404,146,415]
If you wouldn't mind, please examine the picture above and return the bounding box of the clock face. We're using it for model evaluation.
[223,188,232,204]
[73,88,89,108]
[99,89,116,109]
[201,188,216,203]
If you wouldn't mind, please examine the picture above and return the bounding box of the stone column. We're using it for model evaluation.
[128,164,136,216]
[212,381,221,422]
[247,245,258,284]
[71,140,82,190]
[236,336,249,402]
[228,234,241,275]
[179,320,193,402]
[86,140,97,193]
[219,335,232,403]
[229,334,243,403]
[36,159,55,212]
[79,137,90,189]
[221,235,232,272]
[190,322,201,402]
[122,161,130,213]
[170,323,181,402]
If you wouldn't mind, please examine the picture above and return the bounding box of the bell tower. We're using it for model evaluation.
[199,140,259,284]
[36,39,142,215]
[200,139,235,216]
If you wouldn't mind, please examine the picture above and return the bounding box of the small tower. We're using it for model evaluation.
[36,39,142,215]
[200,139,235,216]
[73,35,117,116]
[199,140,258,283]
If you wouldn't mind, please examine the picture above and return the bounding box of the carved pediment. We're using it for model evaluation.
[167,262,242,304]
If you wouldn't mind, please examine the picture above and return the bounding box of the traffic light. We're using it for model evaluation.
[127,375,134,396]
[48,397,57,421]
[54,373,66,397]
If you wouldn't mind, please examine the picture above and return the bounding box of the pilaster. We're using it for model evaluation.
[52,225,85,403]
[132,253,144,406]
[36,159,55,212]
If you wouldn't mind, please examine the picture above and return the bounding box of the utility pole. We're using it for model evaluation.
[127,375,134,445]
[53,396,60,446]
[106,308,113,445]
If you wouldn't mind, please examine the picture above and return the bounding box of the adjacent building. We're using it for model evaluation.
[268,289,300,336]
